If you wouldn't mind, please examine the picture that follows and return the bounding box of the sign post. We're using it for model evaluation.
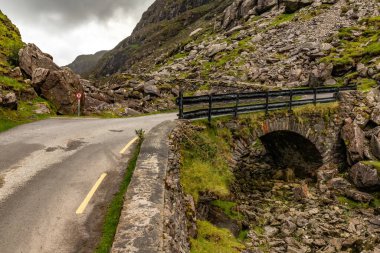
[76,93,82,117]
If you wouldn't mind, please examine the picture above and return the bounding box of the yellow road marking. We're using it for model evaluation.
[119,137,138,154]
[76,173,107,214]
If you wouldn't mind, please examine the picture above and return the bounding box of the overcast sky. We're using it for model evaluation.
[1,0,154,66]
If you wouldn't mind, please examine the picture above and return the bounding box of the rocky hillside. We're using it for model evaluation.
[67,50,107,76]
[0,10,23,75]
[77,0,380,116]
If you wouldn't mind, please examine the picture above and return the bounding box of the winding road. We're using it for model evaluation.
[0,113,176,253]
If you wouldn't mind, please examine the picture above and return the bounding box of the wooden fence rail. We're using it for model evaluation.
[176,86,357,122]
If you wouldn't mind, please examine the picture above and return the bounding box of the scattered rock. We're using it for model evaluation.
[208,43,228,57]
[0,92,17,110]
[144,80,161,97]
[284,0,314,14]
[341,122,365,165]
[293,182,310,200]
[308,63,333,87]
[370,135,380,160]
[33,103,50,115]
[344,189,373,203]
[349,162,379,189]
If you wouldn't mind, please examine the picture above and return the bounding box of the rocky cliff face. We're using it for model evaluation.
[67,50,107,76]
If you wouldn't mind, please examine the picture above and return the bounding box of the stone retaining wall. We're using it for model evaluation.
[111,121,176,253]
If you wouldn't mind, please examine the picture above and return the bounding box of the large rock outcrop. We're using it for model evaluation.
[19,43,59,77]
[19,44,84,115]
[32,67,84,114]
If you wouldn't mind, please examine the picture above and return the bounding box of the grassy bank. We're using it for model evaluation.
[0,76,55,133]
[94,133,143,253]
[190,220,245,253]
[180,123,234,202]
[0,99,54,133]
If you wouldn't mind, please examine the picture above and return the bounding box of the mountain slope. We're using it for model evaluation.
[93,0,233,76]
[66,50,107,76]
[76,0,380,117]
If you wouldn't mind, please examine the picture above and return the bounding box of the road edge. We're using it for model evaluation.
[111,120,177,253]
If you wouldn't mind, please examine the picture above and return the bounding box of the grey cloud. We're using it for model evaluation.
[2,0,153,30]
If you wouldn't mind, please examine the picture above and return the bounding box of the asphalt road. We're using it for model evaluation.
[0,113,176,253]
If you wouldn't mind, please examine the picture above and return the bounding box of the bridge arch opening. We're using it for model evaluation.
[259,130,323,178]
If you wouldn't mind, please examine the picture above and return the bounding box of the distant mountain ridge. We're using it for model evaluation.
[66,50,107,76]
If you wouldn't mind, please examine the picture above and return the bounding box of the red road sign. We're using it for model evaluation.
[76,93,82,99]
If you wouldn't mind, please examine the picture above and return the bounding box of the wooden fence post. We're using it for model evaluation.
[335,87,340,100]
[289,89,293,112]
[208,94,212,124]
[234,93,240,119]
[179,89,184,119]
[265,91,269,116]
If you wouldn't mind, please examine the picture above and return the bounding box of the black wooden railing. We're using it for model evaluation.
[176,86,357,122]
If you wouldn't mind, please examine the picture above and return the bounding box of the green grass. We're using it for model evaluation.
[364,42,380,56]
[211,200,244,220]
[253,226,264,235]
[0,10,23,70]
[0,98,54,133]
[180,124,234,202]
[237,230,248,242]
[357,78,378,92]
[190,220,245,253]
[337,196,369,209]
[173,52,188,59]
[270,13,295,27]
[94,137,143,253]
[320,17,380,81]
[362,160,380,173]
[0,76,28,90]
[0,118,21,132]
[372,197,380,208]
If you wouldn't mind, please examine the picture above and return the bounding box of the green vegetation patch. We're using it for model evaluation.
[190,220,245,253]
[180,124,234,202]
[0,98,55,133]
[338,195,380,209]
[357,78,378,92]
[253,226,265,235]
[321,17,380,80]
[0,10,23,71]
[337,196,369,209]
[211,200,244,220]
[364,42,380,56]
[94,134,143,253]
[362,160,380,173]
[238,229,249,242]
[0,76,28,91]
[270,13,295,27]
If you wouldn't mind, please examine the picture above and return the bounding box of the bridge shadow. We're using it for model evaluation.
[260,130,323,178]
